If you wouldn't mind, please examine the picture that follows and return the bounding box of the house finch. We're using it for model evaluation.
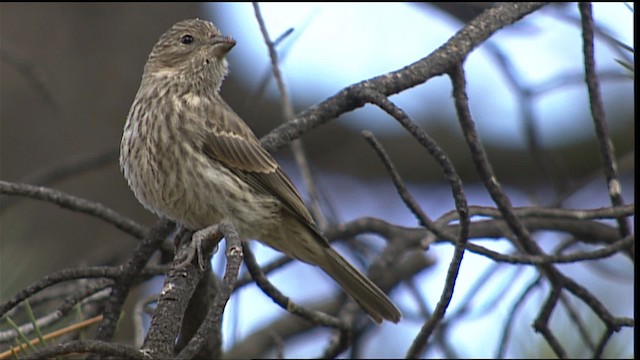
[120,18,401,324]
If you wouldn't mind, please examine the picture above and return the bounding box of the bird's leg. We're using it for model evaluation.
[175,224,224,270]
[173,224,192,249]
[192,224,223,269]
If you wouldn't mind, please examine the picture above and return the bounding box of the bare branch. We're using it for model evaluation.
[93,219,174,342]
[260,3,547,152]
[176,222,243,359]
[253,2,328,228]
[19,340,146,360]
[579,2,631,237]
[242,241,349,329]
[0,180,147,239]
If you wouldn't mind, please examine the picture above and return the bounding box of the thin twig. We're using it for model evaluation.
[0,43,57,108]
[579,2,630,238]
[0,180,147,239]
[321,328,353,359]
[496,276,543,358]
[18,339,146,360]
[260,3,547,153]
[559,293,595,353]
[0,149,119,213]
[449,62,636,357]
[533,287,567,358]
[242,241,349,330]
[252,2,328,228]
[360,129,469,358]
[1,268,119,318]
[0,315,103,359]
[1,280,112,343]
[93,219,174,342]
[361,131,433,230]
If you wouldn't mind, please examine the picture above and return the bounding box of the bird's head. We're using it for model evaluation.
[143,18,236,92]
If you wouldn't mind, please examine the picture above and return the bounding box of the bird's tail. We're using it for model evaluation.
[319,247,402,324]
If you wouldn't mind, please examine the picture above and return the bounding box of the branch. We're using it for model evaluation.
[176,222,243,359]
[579,2,630,237]
[242,242,348,329]
[260,3,547,152]
[141,227,218,358]
[93,219,174,342]
[252,2,328,228]
[18,340,146,360]
[0,180,147,239]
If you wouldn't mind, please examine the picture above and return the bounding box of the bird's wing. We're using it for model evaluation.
[199,97,317,227]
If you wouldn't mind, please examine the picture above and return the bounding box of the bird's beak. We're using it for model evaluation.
[211,35,236,58]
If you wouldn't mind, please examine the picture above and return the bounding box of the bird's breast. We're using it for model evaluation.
[122,121,281,236]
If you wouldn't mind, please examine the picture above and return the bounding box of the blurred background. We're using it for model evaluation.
[1,3,634,358]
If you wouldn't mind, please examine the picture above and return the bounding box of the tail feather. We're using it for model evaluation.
[320,247,402,324]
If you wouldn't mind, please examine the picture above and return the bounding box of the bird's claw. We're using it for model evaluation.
[174,224,222,271]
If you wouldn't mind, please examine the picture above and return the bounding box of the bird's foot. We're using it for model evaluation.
[174,224,223,271]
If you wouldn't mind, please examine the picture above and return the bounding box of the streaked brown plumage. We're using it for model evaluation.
[120,18,401,323]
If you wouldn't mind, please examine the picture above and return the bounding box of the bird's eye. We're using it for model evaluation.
[180,34,194,44]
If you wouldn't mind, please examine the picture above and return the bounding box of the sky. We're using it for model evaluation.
[211,2,633,148]
[201,3,634,358]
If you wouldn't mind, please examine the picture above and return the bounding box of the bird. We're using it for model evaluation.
[119,18,401,324]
